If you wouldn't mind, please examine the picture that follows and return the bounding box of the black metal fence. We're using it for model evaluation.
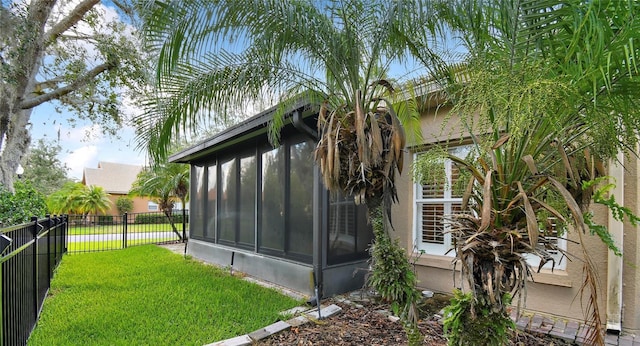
[0,215,67,346]
[0,211,188,345]
[66,211,188,254]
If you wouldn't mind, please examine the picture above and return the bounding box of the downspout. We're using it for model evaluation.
[310,146,324,314]
[292,109,318,140]
[606,152,624,333]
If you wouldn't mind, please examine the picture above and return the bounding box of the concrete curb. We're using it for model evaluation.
[204,304,343,346]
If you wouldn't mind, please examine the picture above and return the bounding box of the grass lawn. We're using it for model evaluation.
[66,239,174,252]
[67,223,180,235]
[28,245,302,346]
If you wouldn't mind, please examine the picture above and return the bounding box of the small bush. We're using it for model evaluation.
[443,289,515,345]
[116,197,134,215]
[0,180,47,226]
[97,215,114,225]
[134,212,188,224]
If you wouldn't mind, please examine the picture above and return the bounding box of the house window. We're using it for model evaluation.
[327,192,372,265]
[525,219,567,271]
[287,141,314,260]
[413,146,567,270]
[219,158,237,243]
[238,153,256,247]
[413,146,470,256]
[148,201,159,211]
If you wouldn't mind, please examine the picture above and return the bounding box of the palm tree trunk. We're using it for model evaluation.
[163,209,183,241]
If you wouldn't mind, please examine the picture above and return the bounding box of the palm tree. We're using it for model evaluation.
[137,0,426,340]
[79,185,112,216]
[47,182,86,215]
[130,162,189,241]
[410,1,640,344]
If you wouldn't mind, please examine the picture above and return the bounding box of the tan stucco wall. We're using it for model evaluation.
[103,194,153,217]
[621,153,640,334]
[390,104,640,331]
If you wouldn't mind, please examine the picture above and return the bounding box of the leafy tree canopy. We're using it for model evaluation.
[47,182,111,215]
[0,0,149,192]
[135,0,427,163]
[20,138,73,195]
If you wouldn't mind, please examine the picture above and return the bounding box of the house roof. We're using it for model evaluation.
[169,98,319,163]
[81,161,144,194]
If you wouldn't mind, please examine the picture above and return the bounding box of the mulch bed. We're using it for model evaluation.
[258,295,575,345]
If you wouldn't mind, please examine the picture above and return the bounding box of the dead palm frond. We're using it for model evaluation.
[315,83,405,211]
[438,131,607,344]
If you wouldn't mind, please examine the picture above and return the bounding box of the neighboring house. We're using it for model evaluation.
[81,161,150,216]
[172,96,639,334]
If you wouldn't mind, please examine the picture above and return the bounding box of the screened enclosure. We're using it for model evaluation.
[171,102,373,296]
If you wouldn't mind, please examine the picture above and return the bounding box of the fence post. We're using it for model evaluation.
[47,215,52,284]
[0,231,4,345]
[123,213,128,249]
[31,216,39,324]
[182,208,186,243]
[63,215,68,254]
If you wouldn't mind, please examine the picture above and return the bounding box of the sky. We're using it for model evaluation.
[30,103,147,181]
[21,1,147,181]
[22,0,463,182]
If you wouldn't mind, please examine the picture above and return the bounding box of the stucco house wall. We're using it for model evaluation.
[392,100,637,333]
[82,161,153,216]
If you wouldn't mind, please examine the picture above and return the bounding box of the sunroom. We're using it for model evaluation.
[170,100,373,297]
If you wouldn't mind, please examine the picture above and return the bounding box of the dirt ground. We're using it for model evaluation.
[258,294,574,346]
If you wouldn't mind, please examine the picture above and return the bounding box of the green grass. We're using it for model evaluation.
[67,223,179,235]
[66,239,173,252]
[28,245,302,346]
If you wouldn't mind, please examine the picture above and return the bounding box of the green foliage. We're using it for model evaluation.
[97,215,114,226]
[367,207,422,345]
[47,182,86,214]
[28,246,300,345]
[0,1,148,191]
[21,139,72,195]
[47,183,111,215]
[137,0,424,162]
[409,2,640,341]
[582,176,640,257]
[115,196,134,215]
[130,162,189,214]
[0,180,47,226]
[134,212,188,225]
[443,289,515,346]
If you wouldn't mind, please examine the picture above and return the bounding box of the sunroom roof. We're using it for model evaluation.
[169,98,318,163]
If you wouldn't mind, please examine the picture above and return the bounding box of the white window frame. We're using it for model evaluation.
[412,146,567,270]
[147,201,159,211]
[524,226,567,271]
[413,146,470,256]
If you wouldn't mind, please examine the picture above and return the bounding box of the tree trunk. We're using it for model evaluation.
[163,209,183,241]
[0,108,32,192]
[0,0,55,191]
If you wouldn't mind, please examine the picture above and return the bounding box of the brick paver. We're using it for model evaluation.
[509,310,640,346]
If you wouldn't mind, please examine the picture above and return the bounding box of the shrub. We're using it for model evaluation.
[97,215,115,225]
[443,289,515,345]
[134,212,188,224]
[366,207,422,346]
[116,197,134,215]
[0,180,47,226]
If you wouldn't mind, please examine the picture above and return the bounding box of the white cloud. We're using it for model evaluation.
[59,124,104,145]
[63,145,99,180]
